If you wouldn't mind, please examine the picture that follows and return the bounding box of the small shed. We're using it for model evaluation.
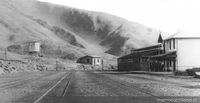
[77,55,102,65]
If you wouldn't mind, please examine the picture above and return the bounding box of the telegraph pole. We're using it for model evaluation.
[5,48,7,60]
[56,59,58,71]
[56,45,61,71]
[101,59,104,71]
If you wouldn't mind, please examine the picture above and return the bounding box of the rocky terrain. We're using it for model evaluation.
[0,57,50,73]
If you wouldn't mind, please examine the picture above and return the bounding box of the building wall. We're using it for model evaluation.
[78,56,102,65]
[177,39,200,71]
[164,38,177,71]
[118,58,140,71]
[140,62,149,71]
[92,57,102,65]
[80,56,93,65]
[165,38,177,53]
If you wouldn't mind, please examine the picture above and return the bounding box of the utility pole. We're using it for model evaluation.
[5,48,7,60]
[56,45,61,71]
[56,59,58,71]
[101,59,104,71]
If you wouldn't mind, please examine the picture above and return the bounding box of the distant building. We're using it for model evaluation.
[118,32,200,72]
[77,55,102,65]
[28,41,40,54]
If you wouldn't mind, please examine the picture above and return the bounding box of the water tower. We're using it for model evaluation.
[28,41,40,55]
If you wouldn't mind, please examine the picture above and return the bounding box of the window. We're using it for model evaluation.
[118,59,121,63]
[128,59,133,62]
[97,59,99,63]
[87,59,90,63]
[169,40,171,49]
[173,39,175,49]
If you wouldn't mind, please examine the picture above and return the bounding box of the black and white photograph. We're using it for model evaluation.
[0,0,200,103]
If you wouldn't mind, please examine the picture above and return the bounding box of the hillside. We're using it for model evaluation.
[0,0,160,59]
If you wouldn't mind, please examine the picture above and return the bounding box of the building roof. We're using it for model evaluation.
[132,43,162,52]
[79,55,101,59]
[28,40,40,43]
[158,33,163,43]
[165,31,200,40]
[90,55,101,58]
[146,51,176,59]
[119,49,161,59]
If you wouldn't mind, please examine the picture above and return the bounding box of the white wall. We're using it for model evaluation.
[177,39,200,71]
[92,58,102,65]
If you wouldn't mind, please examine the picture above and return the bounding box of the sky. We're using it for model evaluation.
[38,0,200,34]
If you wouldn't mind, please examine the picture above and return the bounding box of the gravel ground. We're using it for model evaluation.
[0,70,200,103]
[94,71,200,96]
[68,71,114,96]
[66,71,152,97]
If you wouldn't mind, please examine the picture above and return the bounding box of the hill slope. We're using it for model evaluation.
[0,0,160,58]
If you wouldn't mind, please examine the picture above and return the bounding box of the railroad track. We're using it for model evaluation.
[34,70,74,103]
[88,71,160,98]
[59,71,74,103]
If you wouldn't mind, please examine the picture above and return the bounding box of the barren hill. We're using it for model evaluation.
[0,0,160,59]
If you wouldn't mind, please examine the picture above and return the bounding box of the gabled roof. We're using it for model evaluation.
[165,31,200,40]
[158,33,163,43]
[89,55,101,58]
[79,55,101,59]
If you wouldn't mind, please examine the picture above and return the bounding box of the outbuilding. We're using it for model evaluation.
[77,55,102,65]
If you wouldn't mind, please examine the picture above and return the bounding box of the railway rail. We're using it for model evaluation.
[34,70,74,103]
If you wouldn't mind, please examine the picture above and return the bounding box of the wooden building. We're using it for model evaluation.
[118,43,163,71]
[77,55,102,65]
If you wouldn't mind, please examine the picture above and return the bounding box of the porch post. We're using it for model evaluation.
[173,58,176,72]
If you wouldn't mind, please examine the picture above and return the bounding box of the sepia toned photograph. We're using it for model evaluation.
[0,0,200,103]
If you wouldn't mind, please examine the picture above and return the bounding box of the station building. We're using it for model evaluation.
[118,32,200,72]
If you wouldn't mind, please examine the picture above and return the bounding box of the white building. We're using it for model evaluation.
[77,55,102,65]
[163,32,200,71]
